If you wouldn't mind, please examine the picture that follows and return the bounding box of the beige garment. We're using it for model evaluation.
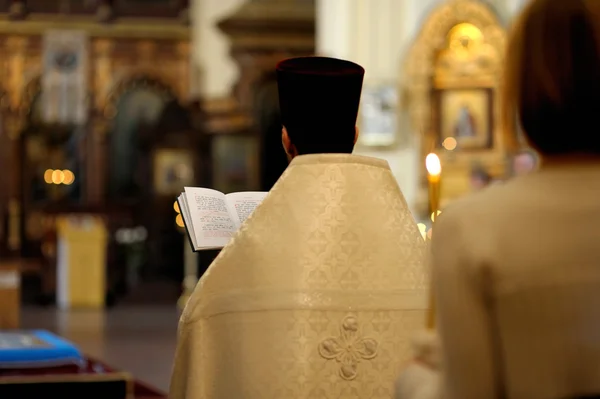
[430,163,600,399]
[170,154,428,399]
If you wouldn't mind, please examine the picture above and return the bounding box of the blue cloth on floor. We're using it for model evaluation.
[0,330,83,368]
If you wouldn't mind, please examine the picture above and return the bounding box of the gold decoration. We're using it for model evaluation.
[93,39,114,112]
[0,18,189,40]
[0,20,190,235]
[136,40,157,64]
[447,23,484,56]
[404,0,508,216]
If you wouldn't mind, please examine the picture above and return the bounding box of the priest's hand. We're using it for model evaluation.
[394,330,442,399]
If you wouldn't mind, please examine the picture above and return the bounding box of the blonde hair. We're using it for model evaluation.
[502,0,600,155]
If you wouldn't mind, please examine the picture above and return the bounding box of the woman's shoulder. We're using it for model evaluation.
[452,177,531,211]
[438,178,531,234]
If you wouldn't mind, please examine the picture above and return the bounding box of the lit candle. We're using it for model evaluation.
[425,153,442,330]
[425,153,442,222]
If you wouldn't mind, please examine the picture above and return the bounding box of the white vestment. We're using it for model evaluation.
[170,154,428,399]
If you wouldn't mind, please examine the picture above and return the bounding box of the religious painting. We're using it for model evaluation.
[212,136,259,194]
[153,149,194,195]
[435,88,493,150]
[359,84,398,147]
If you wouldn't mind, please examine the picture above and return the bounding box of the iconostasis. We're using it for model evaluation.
[404,0,511,218]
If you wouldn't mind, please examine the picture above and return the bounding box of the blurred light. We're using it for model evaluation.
[116,227,148,245]
[45,169,75,185]
[44,169,53,184]
[176,214,184,228]
[132,226,148,242]
[174,201,180,214]
[430,210,442,222]
[62,170,75,185]
[427,228,433,240]
[51,170,64,184]
[115,229,129,244]
[425,153,442,176]
[442,137,457,151]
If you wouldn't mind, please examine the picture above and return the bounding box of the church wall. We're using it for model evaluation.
[316,0,528,214]
[191,0,245,98]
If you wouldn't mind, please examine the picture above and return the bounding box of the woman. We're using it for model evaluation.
[397,1,600,398]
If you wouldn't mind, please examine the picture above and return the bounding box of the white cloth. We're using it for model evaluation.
[170,154,429,399]
[394,331,441,399]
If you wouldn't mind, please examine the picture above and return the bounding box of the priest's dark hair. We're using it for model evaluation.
[253,71,288,191]
[502,0,600,155]
[276,57,365,155]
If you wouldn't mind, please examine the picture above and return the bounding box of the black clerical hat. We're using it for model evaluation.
[276,56,365,154]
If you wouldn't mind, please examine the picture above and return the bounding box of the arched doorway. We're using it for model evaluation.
[103,76,203,303]
[105,76,176,200]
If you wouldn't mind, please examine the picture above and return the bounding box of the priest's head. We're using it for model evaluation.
[276,56,365,160]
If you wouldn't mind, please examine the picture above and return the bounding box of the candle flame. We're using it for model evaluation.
[426,153,442,176]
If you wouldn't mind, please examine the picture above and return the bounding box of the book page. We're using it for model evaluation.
[184,187,236,249]
[225,191,268,228]
[177,194,197,249]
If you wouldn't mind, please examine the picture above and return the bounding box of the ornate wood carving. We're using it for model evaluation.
[0,0,188,20]
[217,0,315,110]
[0,17,189,259]
[92,37,189,201]
[404,0,507,215]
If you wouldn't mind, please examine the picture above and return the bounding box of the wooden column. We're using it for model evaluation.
[0,261,21,329]
[4,115,23,255]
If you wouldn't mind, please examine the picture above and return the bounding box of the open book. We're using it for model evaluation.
[177,187,268,251]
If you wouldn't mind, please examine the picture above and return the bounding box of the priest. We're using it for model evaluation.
[170,57,429,399]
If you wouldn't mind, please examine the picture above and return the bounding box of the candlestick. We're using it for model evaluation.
[174,200,198,311]
[178,238,198,311]
[425,153,442,329]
